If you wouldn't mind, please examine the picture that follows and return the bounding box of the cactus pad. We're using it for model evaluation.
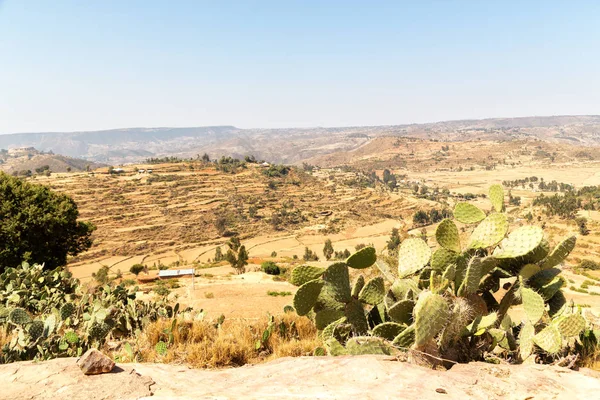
[495,226,544,259]
[290,265,326,286]
[387,299,415,324]
[324,338,348,356]
[43,314,56,337]
[351,275,365,298]
[315,309,345,330]
[468,213,509,249]
[542,235,576,269]
[431,248,458,272]
[392,324,416,348]
[293,279,324,316]
[283,305,295,313]
[314,285,345,312]
[519,264,541,280]
[28,320,45,340]
[488,185,504,212]
[313,347,326,356]
[389,279,420,301]
[346,336,392,355]
[345,298,368,334]
[521,287,545,324]
[528,268,561,291]
[458,257,497,296]
[358,277,385,305]
[60,303,76,321]
[442,263,456,282]
[397,238,431,277]
[533,325,561,354]
[414,292,449,347]
[538,277,564,301]
[372,322,407,341]
[321,317,346,340]
[64,331,80,344]
[466,312,498,336]
[454,202,486,224]
[436,219,461,253]
[322,263,351,303]
[548,290,567,317]
[9,308,31,326]
[519,321,535,360]
[155,341,168,356]
[555,314,586,338]
[346,246,376,269]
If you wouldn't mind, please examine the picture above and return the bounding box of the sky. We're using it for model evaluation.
[1,0,600,134]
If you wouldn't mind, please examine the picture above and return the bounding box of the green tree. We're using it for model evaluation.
[129,264,145,276]
[0,172,95,272]
[214,246,224,262]
[323,239,334,260]
[225,237,248,274]
[387,228,401,253]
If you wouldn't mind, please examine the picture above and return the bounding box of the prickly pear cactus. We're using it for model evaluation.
[290,265,326,286]
[346,247,377,269]
[155,341,168,356]
[397,238,431,277]
[288,185,591,365]
[453,202,486,224]
[413,292,449,347]
[436,219,461,253]
[9,308,31,326]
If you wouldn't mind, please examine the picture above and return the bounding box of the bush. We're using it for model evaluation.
[0,172,95,272]
[261,261,281,275]
[130,264,145,276]
[579,259,600,271]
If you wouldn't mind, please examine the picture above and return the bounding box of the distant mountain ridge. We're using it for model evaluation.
[1,115,599,164]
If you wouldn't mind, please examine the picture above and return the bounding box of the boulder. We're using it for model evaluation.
[77,348,115,375]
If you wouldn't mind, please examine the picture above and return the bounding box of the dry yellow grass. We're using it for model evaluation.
[110,314,320,368]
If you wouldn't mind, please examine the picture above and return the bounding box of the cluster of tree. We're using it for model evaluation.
[0,172,95,272]
[333,249,352,260]
[502,177,573,192]
[382,169,398,190]
[262,164,290,178]
[508,190,521,206]
[145,156,192,164]
[215,156,246,174]
[11,169,33,177]
[34,165,51,176]
[532,193,581,219]
[303,247,319,261]
[270,206,305,231]
[412,208,452,227]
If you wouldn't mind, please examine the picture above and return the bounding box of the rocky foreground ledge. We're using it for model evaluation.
[2,356,600,399]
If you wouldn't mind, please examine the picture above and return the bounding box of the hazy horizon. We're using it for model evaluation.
[2,1,600,133]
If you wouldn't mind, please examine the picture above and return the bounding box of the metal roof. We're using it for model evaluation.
[158,269,195,277]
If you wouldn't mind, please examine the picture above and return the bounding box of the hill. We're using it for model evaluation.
[2,115,600,165]
[0,147,105,175]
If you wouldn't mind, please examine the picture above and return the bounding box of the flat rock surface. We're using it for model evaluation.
[2,356,600,400]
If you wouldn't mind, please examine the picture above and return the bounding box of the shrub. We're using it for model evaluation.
[130,264,145,276]
[261,261,281,275]
[579,259,600,270]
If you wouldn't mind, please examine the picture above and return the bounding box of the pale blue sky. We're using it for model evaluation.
[1,1,599,133]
